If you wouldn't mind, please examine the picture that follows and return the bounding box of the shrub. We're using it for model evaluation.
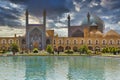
[46,45,53,54]
[102,48,106,53]
[87,50,92,55]
[2,50,6,54]
[11,43,19,55]
[79,45,88,54]
[65,50,73,54]
[33,48,39,53]
[102,47,118,54]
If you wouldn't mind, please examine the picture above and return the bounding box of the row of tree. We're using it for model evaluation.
[102,47,120,54]
[46,45,120,55]
[1,43,19,55]
[3,44,119,55]
[46,45,92,55]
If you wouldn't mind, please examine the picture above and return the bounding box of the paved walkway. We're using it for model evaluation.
[1,52,120,58]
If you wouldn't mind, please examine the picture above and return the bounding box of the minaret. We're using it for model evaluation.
[25,9,29,50]
[87,12,90,24]
[43,9,46,49]
[25,9,29,26]
[68,14,70,37]
[43,9,46,28]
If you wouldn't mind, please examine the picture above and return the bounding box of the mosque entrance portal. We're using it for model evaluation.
[29,28,42,50]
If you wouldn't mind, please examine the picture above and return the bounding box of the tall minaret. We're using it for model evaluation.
[25,9,29,50]
[43,9,46,49]
[68,14,71,37]
[87,12,90,24]
[25,9,29,27]
[43,9,46,28]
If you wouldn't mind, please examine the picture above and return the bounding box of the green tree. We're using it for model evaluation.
[79,45,89,54]
[102,47,118,54]
[11,43,19,55]
[46,45,53,54]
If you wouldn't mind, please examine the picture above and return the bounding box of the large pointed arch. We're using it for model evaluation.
[29,28,42,49]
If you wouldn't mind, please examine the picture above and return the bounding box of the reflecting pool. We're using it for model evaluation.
[0,56,120,80]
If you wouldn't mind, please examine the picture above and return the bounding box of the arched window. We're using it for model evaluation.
[58,40,62,44]
[95,40,99,45]
[88,40,92,45]
[81,40,84,45]
[117,40,120,45]
[1,39,6,44]
[109,40,114,45]
[102,40,106,45]
[66,40,69,45]
[74,40,77,44]
[16,39,19,44]
[9,39,13,44]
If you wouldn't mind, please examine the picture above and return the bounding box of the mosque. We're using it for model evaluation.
[0,10,120,52]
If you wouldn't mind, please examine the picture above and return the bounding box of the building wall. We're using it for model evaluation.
[0,36,20,51]
[0,34,119,52]
[53,37,120,51]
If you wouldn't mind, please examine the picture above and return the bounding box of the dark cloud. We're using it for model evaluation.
[0,0,24,27]
[9,0,73,17]
[0,0,74,27]
[9,0,28,4]
[0,0,120,31]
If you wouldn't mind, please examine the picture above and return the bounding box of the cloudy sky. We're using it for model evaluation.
[0,0,120,37]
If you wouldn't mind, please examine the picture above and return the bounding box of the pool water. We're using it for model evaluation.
[0,56,120,80]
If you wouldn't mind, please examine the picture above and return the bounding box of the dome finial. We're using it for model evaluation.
[87,12,90,23]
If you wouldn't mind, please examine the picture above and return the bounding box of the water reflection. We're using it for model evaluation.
[0,56,120,80]
[0,56,26,80]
